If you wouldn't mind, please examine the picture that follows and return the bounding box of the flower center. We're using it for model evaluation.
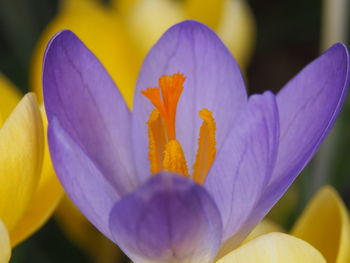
[142,73,217,184]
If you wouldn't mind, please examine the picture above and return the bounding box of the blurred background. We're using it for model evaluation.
[0,0,349,262]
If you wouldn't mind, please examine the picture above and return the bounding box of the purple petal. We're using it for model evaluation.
[257,43,350,220]
[48,117,118,241]
[109,173,223,263]
[132,20,247,178]
[204,92,279,254]
[43,30,139,196]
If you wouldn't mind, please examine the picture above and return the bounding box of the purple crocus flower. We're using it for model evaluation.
[43,21,349,262]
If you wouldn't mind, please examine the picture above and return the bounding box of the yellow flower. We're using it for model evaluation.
[0,75,63,261]
[223,186,349,263]
[218,232,327,262]
[0,220,10,263]
[292,186,350,263]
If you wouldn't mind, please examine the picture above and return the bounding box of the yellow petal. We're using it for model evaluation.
[120,0,255,70]
[30,0,139,108]
[242,219,283,244]
[122,0,185,62]
[0,94,43,233]
[0,219,11,263]
[113,0,140,14]
[9,107,63,246]
[217,233,326,263]
[292,186,350,263]
[216,0,256,68]
[0,74,22,121]
[183,0,224,29]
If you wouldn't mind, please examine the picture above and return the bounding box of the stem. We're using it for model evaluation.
[320,0,349,51]
[312,0,349,192]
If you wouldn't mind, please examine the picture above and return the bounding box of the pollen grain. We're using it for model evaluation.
[163,140,189,177]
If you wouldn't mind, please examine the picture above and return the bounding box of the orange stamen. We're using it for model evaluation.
[142,73,185,140]
[147,109,167,174]
[193,109,217,184]
[163,140,189,177]
[142,73,216,183]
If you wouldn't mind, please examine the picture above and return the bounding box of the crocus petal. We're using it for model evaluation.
[133,20,247,176]
[0,219,10,263]
[258,43,349,216]
[0,74,22,120]
[291,186,350,263]
[9,108,63,246]
[31,0,139,107]
[217,233,326,263]
[9,166,62,246]
[109,173,222,263]
[0,78,62,246]
[205,91,279,254]
[43,30,139,195]
[0,94,43,233]
[48,117,119,241]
